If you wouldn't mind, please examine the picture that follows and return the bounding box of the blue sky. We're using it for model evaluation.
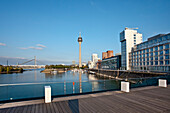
[0,0,170,65]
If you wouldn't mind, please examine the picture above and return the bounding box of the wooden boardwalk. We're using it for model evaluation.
[0,85,170,113]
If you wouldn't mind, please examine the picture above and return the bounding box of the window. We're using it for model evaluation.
[155,47,158,51]
[143,50,145,54]
[150,52,153,56]
[155,61,158,65]
[147,49,149,53]
[151,62,153,65]
[134,37,136,39]
[134,43,136,45]
[147,58,149,61]
[151,57,153,61]
[134,34,136,36]
[165,50,169,54]
[155,52,158,56]
[160,56,163,60]
[160,51,163,55]
[160,61,163,65]
[165,44,169,49]
[165,60,169,65]
[155,57,158,60]
[147,53,149,57]
[159,45,163,50]
[165,55,169,59]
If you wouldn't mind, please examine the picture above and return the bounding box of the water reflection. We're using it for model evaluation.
[44,73,63,79]
[79,72,82,93]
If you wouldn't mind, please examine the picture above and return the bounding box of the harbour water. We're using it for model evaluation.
[0,69,169,102]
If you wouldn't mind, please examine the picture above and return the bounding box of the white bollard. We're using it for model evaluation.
[45,86,51,103]
[159,79,167,87]
[121,81,130,92]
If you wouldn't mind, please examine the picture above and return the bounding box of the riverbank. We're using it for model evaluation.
[41,69,66,73]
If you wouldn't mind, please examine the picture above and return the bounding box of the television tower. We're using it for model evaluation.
[78,32,83,68]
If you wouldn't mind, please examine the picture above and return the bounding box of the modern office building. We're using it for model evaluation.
[129,33,170,72]
[102,50,114,60]
[120,27,143,70]
[88,54,100,69]
[101,55,121,70]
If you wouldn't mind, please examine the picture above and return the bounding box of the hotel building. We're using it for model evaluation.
[120,28,143,70]
[129,33,170,72]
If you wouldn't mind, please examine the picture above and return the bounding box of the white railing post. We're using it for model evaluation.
[45,86,51,103]
[159,79,167,87]
[121,81,130,92]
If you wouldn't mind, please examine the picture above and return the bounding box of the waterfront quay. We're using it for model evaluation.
[0,85,170,113]
[88,69,168,79]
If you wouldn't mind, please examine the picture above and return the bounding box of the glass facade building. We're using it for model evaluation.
[101,55,121,70]
[129,33,170,72]
[120,28,142,70]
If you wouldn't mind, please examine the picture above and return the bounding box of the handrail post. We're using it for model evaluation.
[159,79,167,87]
[121,81,130,92]
[45,86,51,103]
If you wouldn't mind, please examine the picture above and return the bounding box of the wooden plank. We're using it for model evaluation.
[38,104,43,113]
[22,105,28,113]
[34,104,39,113]
[54,102,63,113]
[58,101,72,113]
[26,105,33,113]
[49,103,55,113]
[43,103,47,113]
[8,107,16,113]
[51,102,60,113]
[45,103,51,113]
[30,104,36,113]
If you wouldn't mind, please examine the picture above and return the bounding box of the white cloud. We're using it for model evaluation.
[0,56,26,59]
[0,43,6,46]
[29,46,43,50]
[19,44,45,50]
[36,44,46,48]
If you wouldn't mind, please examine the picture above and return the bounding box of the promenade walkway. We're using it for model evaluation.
[0,85,170,113]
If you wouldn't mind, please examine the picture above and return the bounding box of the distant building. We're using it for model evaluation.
[129,33,170,72]
[102,50,114,60]
[101,55,121,70]
[102,52,108,59]
[88,54,100,69]
[120,27,143,70]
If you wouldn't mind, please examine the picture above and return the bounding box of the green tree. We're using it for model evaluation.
[0,65,2,73]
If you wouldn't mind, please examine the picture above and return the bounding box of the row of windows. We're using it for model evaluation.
[131,50,169,58]
[131,54,169,59]
[131,66,170,71]
[132,44,169,55]
[131,55,169,61]
[132,60,169,66]
[136,35,170,50]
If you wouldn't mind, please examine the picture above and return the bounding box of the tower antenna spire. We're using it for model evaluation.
[79,32,81,37]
